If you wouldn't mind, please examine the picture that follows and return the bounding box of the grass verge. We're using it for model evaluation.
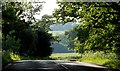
[50,52,120,70]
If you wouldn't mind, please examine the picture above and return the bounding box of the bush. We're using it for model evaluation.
[2,51,20,65]
[2,35,20,53]
[2,28,53,58]
[2,35,21,65]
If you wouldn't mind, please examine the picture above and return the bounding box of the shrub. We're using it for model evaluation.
[2,35,20,53]
[2,51,20,65]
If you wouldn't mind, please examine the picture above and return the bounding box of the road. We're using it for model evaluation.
[2,60,120,71]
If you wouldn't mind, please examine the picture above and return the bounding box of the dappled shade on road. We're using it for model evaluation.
[2,60,120,71]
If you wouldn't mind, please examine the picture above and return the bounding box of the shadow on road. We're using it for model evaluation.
[2,60,120,71]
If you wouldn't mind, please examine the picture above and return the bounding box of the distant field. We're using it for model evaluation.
[50,53,81,60]
[48,31,65,36]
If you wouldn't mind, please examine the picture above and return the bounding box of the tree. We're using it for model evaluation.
[64,28,77,50]
[32,27,53,57]
[2,35,21,53]
[52,2,120,55]
[35,14,54,31]
[2,2,54,57]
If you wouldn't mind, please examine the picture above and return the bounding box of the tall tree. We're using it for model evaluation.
[35,14,54,31]
[2,2,54,57]
[64,28,77,50]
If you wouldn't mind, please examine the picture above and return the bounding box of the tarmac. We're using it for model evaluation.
[2,60,120,71]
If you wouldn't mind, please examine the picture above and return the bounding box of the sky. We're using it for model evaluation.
[34,0,59,20]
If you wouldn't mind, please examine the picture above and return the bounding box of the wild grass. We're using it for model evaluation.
[20,55,54,60]
[50,52,120,70]
[78,51,117,65]
[2,51,54,66]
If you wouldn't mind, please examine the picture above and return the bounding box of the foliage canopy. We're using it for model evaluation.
[2,2,54,57]
[53,2,120,55]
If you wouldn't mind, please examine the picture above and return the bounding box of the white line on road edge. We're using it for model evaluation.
[76,62,107,68]
[58,63,70,71]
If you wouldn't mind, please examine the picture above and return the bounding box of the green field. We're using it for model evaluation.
[48,31,65,36]
[50,53,81,60]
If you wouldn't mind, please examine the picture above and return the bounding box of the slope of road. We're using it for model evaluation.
[2,60,120,71]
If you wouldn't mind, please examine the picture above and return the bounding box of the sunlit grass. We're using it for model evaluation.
[20,56,54,60]
[50,52,120,70]
[103,59,120,70]
[50,53,81,60]
[48,31,65,36]
[50,52,110,64]
[78,51,116,65]
[79,56,109,65]
[10,52,21,60]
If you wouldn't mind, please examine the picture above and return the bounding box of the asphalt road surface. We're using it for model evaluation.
[2,60,120,71]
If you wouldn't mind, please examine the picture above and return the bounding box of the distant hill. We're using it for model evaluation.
[50,22,80,31]
[51,42,69,53]
[49,31,68,53]
[49,22,81,53]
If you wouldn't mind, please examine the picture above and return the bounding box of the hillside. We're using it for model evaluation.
[49,31,69,53]
[50,22,79,31]
[49,22,80,53]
